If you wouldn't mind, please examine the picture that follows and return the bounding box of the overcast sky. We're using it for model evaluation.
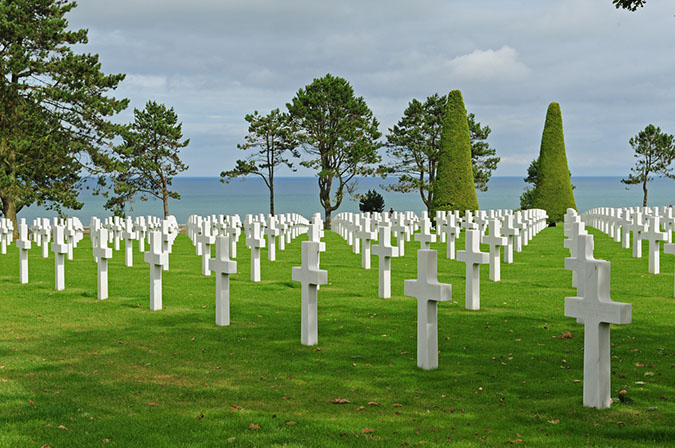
[68,0,675,178]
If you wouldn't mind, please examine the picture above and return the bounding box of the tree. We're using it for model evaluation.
[286,74,381,229]
[519,158,540,210]
[621,124,675,206]
[0,0,128,232]
[529,102,577,222]
[613,0,646,11]
[106,101,189,218]
[384,93,499,214]
[359,190,385,213]
[431,90,479,215]
[220,109,298,215]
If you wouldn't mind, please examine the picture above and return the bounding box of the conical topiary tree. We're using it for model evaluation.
[531,102,577,222]
[431,90,479,215]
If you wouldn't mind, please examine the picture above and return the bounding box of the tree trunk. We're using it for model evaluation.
[324,207,332,230]
[163,195,169,218]
[642,179,648,207]
[2,195,18,239]
[269,172,275,216]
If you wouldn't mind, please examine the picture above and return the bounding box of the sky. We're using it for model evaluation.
[67,0,675,178]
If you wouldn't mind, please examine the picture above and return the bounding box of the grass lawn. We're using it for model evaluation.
[0,224,673,447]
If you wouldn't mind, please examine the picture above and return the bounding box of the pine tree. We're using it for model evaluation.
[431,90,478,215]
[531,102,576,222]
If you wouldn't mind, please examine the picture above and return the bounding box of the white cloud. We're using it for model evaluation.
[447,46,531,82]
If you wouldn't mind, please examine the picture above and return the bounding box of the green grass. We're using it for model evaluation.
[0,225,673,447]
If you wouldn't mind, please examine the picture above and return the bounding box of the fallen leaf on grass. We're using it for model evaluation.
[356,406,365,411]
[147,402,159,406]
[367,401,379,406]
[197,413,205,420]
[57,425,71,431]
[507,439,523,444]
[230,405,242,410]
[249,423,260,430]
[560,332,573,339]
[392,403,403,407]
[361,428,375,434]
[548,419,560,424]
[332,397,350,404]
[284,420,296,425]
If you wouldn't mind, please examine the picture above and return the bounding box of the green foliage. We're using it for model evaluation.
[384,94,499,214]
[287,74,381,228]
[431,90,479,215]
[530,102,577,223]
[613,0,646,11]
[0,0,128,228]
[519,158,540,210]
[358,189,385,213]
[621,124,675,206]
[106,101,189,218]
[221,109,299,215]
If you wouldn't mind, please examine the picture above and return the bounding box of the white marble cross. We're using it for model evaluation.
[564,247,632,409]
[246,221,265,282]
[564,219,587,288]
[16,219,31,284]
[144,230,169,311]
[404,249,452,370]
[457,229,489,310]
[209,234,237,326]
[642,215,668,274]
[391,214,407,257]
[291,237,327,346]
[122,217,136,267]
[440,214,460,260]
[92,227,113,300]
[51,224,68,291]
[226,217,241,258]
[357,216,377,269]
[264,217,279,261]
[39,218,51,258]
[372,224,399,298]
[198,218,216,276]
[501,214,519,264]
[112,216,122,251]
[481,218,508,282]
[665,242,675,297]
[415,212,436,250]
[628,213,647,258]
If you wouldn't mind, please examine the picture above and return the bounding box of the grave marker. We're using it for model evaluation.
[209,234,237,326]
[457,229,489,310]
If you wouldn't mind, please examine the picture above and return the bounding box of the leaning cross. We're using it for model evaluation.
[209,234,237,326]
[457,228,489,310]
[564,249,632,409]
[404,249,452,370]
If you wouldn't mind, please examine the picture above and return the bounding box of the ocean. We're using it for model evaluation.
[15,176,675,224]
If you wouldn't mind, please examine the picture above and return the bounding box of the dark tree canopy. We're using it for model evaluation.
[384,93,499,214]
[613,0,646,11]
[359,190,385,213]
[621,124,675,206]
[431,90,479,215]
[221,109,299,215]
[106,101,189,218]
[0,0,128,230]
[287,74,381,229]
